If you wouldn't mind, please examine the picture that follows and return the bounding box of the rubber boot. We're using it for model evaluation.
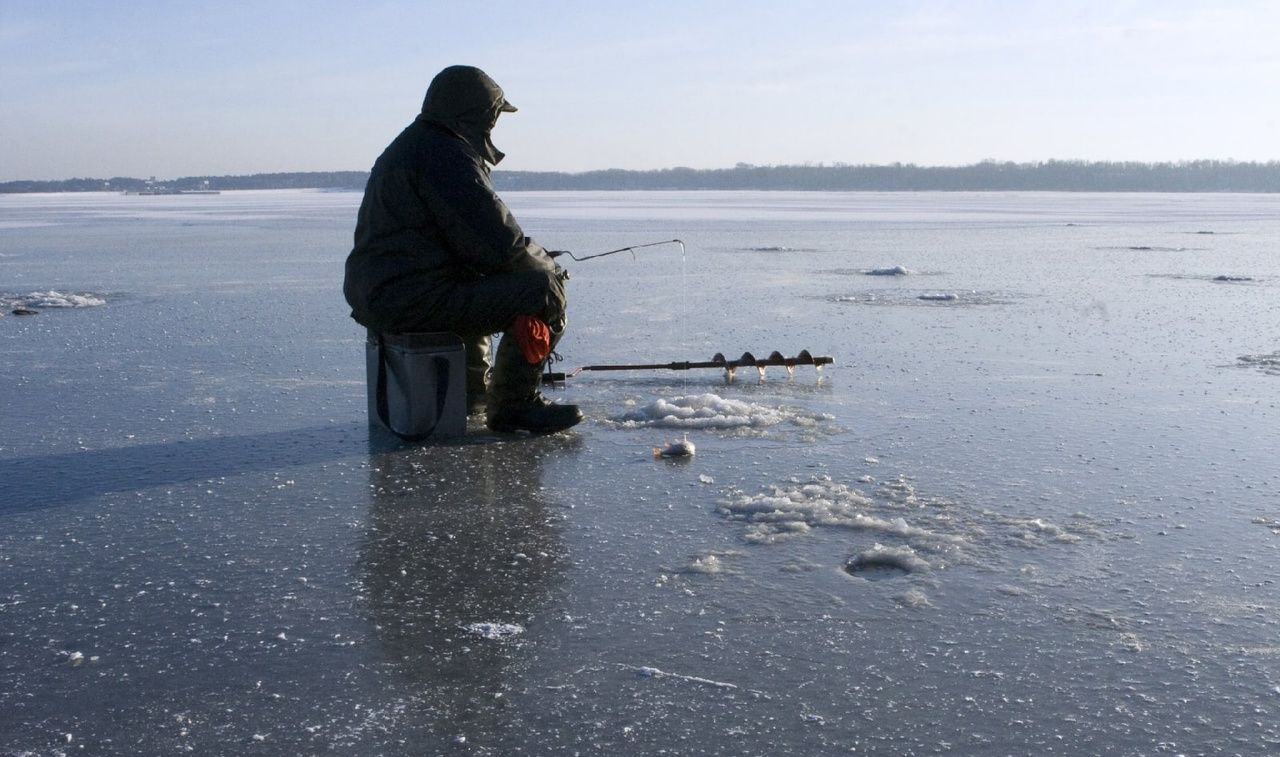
[463,334,491,415]
[487,329,582,433]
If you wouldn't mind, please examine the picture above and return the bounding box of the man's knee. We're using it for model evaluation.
[544,268,567,321]
[520,267,566,324]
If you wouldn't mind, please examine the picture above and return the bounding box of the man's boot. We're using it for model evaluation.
[463,334,491,415]
[486,331,582,433]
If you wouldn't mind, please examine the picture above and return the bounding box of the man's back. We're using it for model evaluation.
[344,119,525,332]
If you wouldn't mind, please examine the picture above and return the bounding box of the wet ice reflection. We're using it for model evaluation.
[355,437,575,744]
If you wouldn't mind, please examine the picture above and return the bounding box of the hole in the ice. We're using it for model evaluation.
[843,544,929,581]
[843,560,910,581]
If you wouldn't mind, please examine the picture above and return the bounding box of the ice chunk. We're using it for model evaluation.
[655,437,696,458]
[617,393,832,431]
[635,666,738,689]
[680,554,726,575]
[463,622,525,640]
[718,476,960,546]
[7,290,106,308]
[896,588,932,607]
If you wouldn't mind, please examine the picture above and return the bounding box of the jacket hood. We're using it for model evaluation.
[418,65,516,165]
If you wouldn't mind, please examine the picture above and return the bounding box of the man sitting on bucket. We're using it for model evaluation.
[344,65,583,434]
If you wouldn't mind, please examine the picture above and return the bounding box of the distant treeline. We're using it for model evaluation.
[4,161,1280,193]
[0,171,369,194]
[495,160,1280,192]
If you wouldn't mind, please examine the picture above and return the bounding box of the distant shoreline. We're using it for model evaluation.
[3,160,1280,194]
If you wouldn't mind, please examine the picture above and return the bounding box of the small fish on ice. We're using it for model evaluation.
[654,436,696,458]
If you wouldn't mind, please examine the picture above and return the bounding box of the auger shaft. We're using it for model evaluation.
[543,350,832,382]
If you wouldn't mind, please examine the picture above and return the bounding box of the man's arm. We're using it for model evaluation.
[420,140,554,275]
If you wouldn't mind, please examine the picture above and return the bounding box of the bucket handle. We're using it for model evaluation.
[375,334,453,441]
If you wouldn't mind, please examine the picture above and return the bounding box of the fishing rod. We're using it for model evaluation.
[552,239,685,262]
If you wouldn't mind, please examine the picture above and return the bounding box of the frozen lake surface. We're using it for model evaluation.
[2,189,1280,754]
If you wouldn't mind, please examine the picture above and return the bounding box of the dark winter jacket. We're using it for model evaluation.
[343,70,552,332]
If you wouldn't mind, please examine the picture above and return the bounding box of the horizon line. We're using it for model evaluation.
[6,158,1280,184]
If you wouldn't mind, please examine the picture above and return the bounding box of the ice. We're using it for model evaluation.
[717,475,1110,569]
[866,265,912,276]
[1238,351,1280,376]
[635,666,739,689]
[845,543,932,577]
[4,189,1280,753]
[1016,518,1081,544]
[655,437,696,458]
[615,393,833,430]
[897,588,932,607]
[463,622,525,640]
[678,554,728,575]
[1,290,106,309]
[1094,244,1203,252]
[718,476,961,546]
[1148,273,1262,285]
[830,289,1017,307]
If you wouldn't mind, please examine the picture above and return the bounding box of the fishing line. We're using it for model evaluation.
[558,238,689,394]
[677,240,689,396]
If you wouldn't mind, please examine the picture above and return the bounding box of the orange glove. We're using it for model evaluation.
[514,314,552,365]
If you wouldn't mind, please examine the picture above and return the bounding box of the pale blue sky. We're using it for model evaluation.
[2,0,1277,180]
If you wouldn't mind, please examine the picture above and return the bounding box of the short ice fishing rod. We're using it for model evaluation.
[551,239,684,262]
